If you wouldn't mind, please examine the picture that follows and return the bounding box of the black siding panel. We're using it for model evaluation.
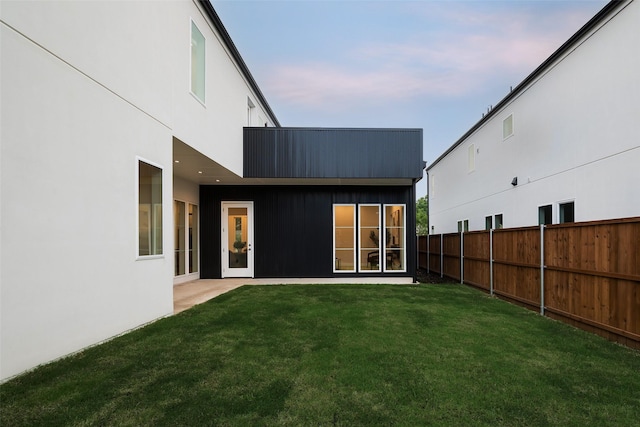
[244,128,423,179]
[200,185,417,279]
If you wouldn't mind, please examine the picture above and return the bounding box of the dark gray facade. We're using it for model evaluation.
[244,128,424,179]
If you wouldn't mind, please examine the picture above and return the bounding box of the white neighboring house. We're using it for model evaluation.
[0,0,277,381]
[427,0,640,234]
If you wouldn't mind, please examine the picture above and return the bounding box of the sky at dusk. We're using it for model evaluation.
[212,0,609,197]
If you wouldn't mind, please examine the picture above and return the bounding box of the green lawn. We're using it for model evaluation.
[2,283,639,426]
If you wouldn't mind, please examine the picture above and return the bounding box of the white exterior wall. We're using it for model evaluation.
[428,0,640,234]
[1,0,275,380]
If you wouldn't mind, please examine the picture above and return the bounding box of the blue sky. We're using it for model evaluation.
[212,0,608,196]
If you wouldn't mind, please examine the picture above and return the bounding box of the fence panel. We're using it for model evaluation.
[463,231,490,291]
[418,235,428,270]
[427,234,442,274]
[492,227,541,309]
[442,233,461,281]
[544,218,640,345]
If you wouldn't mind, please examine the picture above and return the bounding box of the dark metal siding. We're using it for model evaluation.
[200,185,417,279]
[244,128,423,179]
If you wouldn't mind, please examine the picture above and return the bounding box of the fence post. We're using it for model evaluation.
[440,234,443,278]
[540,224,545,315]
[490,229,494,296]
[460,231,464,284]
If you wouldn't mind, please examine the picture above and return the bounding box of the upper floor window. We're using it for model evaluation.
[503,114,514,140]
[138,160,163,257]
[539,205,552,225]
[190,20,206,104]
[559,201,575,223]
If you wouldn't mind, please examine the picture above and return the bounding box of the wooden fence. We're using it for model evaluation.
[418,217,640,349]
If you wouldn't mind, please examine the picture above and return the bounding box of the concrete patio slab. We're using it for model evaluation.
[173,277,414,314]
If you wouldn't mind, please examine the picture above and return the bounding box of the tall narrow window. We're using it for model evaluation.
[189,204,198,273]
[495,214,503,229]
[539,205,552,225]
[174,201,186,275]
[190,20,205,103]
[138,160,163,256]
[559,201,575,223]
[334,205,355,272]
[359,205,381,272]
[384,205,406,272]
[503,114,514,140]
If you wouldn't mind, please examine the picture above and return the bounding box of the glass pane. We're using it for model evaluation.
[334,205,355,271]
[191,21,205,102]
[189,204,198,273]
[335,249,354,271]
[228,208,247,269]
[359,205,380,271]
[174,201,186,276]
[335,206,354,227]
[384,205,405,272]
[138,161,162,256]
[387,249,404,270]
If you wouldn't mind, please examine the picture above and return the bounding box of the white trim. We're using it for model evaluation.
[358,204,382,273]
[383,204,407,273]
[221,202,254,278]
[333,204,356,273]
[136,156,165,260]
[173,199,200,280]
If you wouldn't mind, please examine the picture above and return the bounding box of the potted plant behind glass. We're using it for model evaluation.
[233,239,246,253]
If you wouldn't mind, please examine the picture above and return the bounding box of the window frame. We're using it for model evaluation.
[136,157,164,260]
[538,204,553,225]
[383,204,407,273]
[358,204,381,273]
[333,204,356,273]
[190,18,206,105]
[503,113,514,140]
[559,200,575,224]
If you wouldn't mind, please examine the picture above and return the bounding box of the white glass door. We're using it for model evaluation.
[221,202,254,278]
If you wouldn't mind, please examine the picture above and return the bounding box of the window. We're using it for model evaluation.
[334,205,355,272]
[494,214,503,229]
[458,219,469,232]
[485,216,493,230]
[247,97,255,126]
[138,160,163,256]
[503,114,514,140]
[384,205,406,271]
[539,205,552,225]
[468,144,476,172]
[333,203,406,273]
[559,201,575,223]
[174,201,199,276]
[359,205,381,272]
[190,20,205,103]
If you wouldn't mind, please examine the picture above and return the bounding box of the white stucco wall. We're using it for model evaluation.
[428,0,640,234]
[1,0,276,380]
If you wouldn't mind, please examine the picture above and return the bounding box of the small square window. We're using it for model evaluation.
[538,205,552,225]
[559,201,575,223]
[503,114,514,140]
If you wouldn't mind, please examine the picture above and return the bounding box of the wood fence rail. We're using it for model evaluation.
[418,217,640,350]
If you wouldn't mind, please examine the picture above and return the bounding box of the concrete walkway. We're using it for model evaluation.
[173,277,414,314]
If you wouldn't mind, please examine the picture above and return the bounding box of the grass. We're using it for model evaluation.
[1,283,639,426]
